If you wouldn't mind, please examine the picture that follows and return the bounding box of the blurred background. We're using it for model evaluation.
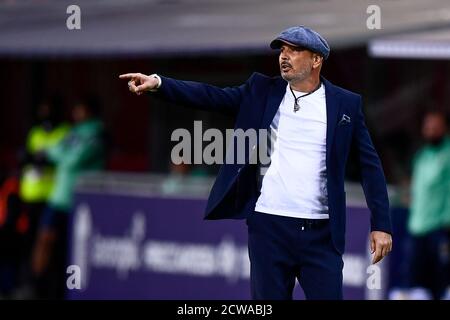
[0,0,449,300]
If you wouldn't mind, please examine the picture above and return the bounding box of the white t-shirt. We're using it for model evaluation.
[254,83,329,219]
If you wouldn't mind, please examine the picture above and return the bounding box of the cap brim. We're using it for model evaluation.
[270,38,326,58]
[270,38,298,49]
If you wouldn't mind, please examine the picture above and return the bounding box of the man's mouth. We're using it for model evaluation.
[281,63,291,72]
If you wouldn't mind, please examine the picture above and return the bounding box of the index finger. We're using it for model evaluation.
[119,73,138,79]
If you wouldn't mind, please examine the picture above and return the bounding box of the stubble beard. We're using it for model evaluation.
[280,63,313,85]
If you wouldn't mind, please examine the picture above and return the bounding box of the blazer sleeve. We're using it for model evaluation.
[151,73,256,115]
[352,96,392,234]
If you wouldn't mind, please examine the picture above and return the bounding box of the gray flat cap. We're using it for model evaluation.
[270,26,330,60]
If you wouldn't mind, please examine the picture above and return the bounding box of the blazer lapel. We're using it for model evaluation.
[260,77,286,129]
[322,76,341,165]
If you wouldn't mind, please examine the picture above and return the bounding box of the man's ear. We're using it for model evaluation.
[312,54,323,68]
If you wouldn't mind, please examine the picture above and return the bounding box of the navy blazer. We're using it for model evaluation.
[155,72,392,254]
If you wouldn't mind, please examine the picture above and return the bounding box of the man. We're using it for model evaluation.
[120,26,392,300]
[17,97,70,297]
[406,110,450,299]
[32,96,105,299]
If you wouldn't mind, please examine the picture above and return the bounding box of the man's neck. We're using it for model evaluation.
[289,76,321,93]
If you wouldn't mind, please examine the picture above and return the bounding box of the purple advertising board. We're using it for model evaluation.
[67,190,388,300]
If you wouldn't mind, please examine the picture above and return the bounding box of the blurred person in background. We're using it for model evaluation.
[162,154,210,195]
[15,98,70,297]
[162,164,210,195]
[31,96,105,299]
[162,162,191,195]
[20,97,70,209]
[0,98,69,299]
[406,110,450,300]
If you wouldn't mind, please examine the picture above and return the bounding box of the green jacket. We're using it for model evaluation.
[46,119,105,211]
[409,136,450,235]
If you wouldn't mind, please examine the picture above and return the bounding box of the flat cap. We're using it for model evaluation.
[270,26,330,60]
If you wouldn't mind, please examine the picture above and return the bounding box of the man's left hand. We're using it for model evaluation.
[370,231,392,264]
